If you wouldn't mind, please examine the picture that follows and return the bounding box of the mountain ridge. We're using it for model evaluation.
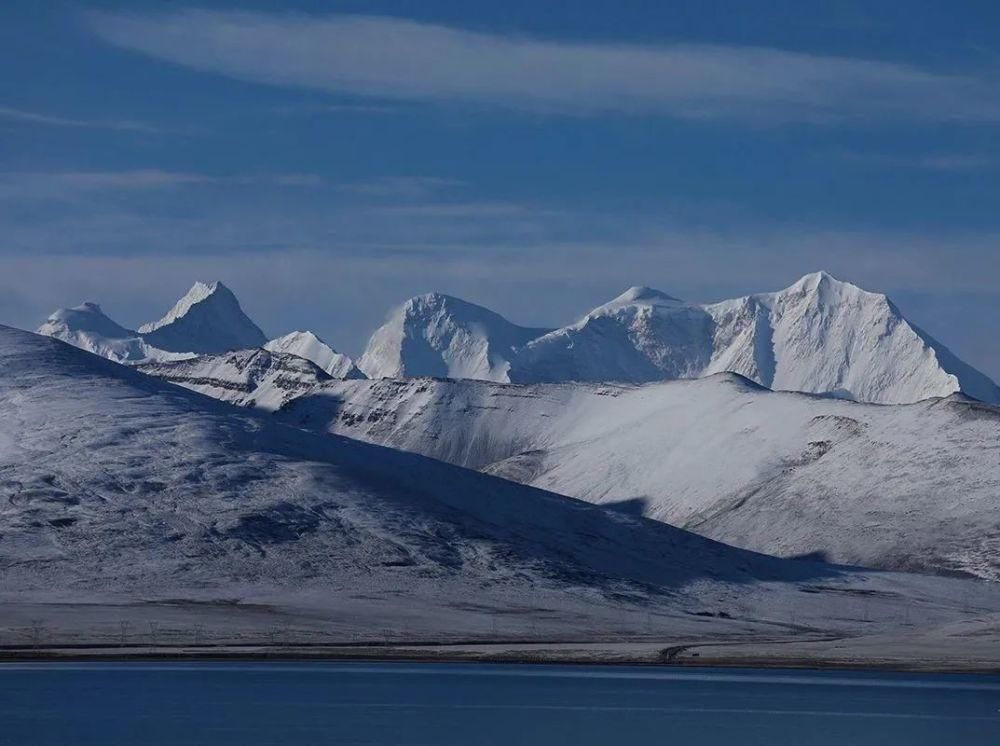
[35,271,1000,405]
[360,271,1000,404]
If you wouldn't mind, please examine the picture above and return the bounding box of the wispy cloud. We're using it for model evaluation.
[369,201,536,218]
[0,169,323,197]
[0,105,163,133]
[337,176,467,199]
[273,101,402,117]
[87,10,1000,124]
[838,151,998,171]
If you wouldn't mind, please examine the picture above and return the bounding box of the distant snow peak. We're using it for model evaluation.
[41,301,133,339]
[136,280,267,354]
[38,280,268,362]
[138,280,231,333]
[604,285,683,309]
[37,302,160,364]
[358,292,551,381]
[33,271,1000,406]
[264,330,365,379]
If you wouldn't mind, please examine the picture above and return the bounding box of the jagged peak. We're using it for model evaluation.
[139,280,239,333]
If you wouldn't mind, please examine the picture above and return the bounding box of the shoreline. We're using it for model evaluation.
[3,642,1000,675]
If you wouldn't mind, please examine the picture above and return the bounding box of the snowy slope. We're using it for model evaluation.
[138,281,267,353]
[36,302,192,364]
[282,374,1000,580]
[7,323,1000,648]
[137,348,333,410]
[515,272,1000,404]
[358,293,552,381]
[0,324,875,617]
[264,330,365,379]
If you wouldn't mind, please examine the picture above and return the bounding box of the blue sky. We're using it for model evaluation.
[2,0,1000,377]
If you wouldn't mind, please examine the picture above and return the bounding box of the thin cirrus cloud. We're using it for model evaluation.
[838,151,998,171]
[336,176,468,199]
[0,170,324,198]
[86,10,1000,124]
[0,105,163,133]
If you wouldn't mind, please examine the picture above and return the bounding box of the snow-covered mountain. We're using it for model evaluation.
[282,374,1000,580]
[39,281,277,364]
[38,273,999,405]
[358,293,552,381]
[138,281,267,353]
[529,273,1000,403]
[137,348,333,410]
[10,323,976,640]
[35,302,190,364]
[38,302,145,363]
[264,330,365,379]
[361,273,1000,405]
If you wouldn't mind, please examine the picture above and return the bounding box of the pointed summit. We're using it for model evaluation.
[138,281,267,354]
[140,281,234,333]
[794,270,838,288]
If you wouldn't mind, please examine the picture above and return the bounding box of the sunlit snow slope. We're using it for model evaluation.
[284,374,1000,579]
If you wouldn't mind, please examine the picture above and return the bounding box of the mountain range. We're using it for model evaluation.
[29,272,1000,581]
[37,272,1000,405]
[360,271,1000,404]
[13,321,986,642]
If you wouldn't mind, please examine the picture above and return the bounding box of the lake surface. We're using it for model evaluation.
[1,661,998,745]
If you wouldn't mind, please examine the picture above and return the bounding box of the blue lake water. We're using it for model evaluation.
[1,661,998,745]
